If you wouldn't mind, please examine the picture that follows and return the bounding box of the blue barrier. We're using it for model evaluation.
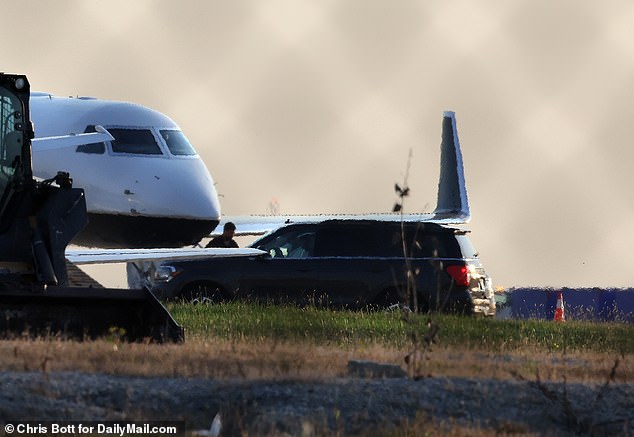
[505,288,634,323]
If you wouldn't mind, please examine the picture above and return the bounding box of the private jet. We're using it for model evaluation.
[30,92,221,248]
[64,110,477,300]
[27,100,471,274]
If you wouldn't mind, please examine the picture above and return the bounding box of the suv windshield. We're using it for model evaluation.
[255,227,316,258]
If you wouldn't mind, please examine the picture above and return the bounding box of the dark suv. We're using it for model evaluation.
[149,219,495,315]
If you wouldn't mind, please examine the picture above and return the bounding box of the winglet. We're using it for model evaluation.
[432,111,470,222]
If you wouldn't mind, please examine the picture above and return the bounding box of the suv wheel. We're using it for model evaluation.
[180,282,225,304]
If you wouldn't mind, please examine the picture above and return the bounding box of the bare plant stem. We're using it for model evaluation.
[397,148,417,312]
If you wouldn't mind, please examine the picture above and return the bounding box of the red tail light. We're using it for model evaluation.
[446,264,470,287]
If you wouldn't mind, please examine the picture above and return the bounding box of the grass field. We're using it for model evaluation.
[1,302,631,383]
[169,301,634,354]
[2,302,632,436]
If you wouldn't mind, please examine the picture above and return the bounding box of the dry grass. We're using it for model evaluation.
[2,336,630,436]
[1,337,630,384]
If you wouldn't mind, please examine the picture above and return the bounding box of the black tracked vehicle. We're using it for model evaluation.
[0,73,183,342]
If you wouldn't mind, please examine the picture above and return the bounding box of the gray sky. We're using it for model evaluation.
[3,0,634,288]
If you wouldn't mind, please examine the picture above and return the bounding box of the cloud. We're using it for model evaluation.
[5,0,634,287]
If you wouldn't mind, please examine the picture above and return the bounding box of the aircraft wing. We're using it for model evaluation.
[32,125,114,151]
[219,211,468,238]
[66,247,265,265]
[217,216,314,237]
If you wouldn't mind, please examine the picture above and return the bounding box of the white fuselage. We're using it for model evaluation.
[29,93,221,248]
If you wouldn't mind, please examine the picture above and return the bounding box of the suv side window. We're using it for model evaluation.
[255,221,465,259]
[255,226,316,258]
[315,224,381,257]
[415,234,462,258]
[401,223,463,258]
[455,233,478,258]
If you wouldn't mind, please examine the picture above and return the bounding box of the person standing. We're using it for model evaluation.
[206,222,238,248]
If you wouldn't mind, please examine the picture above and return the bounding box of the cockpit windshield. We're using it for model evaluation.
[160,129,197,156]
[78,127,198,157]
[0,88,25,199]
[109,128,162,155]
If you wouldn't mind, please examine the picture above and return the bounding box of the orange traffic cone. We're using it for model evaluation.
[554,291,565,322]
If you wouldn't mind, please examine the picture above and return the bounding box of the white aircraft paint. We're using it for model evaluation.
[29,93,222,247]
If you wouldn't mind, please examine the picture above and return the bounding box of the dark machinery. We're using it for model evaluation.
[0,73,183,342]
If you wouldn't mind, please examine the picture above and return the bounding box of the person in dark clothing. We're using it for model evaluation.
[206,222,238,248]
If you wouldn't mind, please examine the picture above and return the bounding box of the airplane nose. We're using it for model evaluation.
[70,155,222,248]
[121,156,221,222]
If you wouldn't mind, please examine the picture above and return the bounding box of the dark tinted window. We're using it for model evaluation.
[411,233,461,258]
[76,143,105,154]
[404,224,463,258]
[160,130,197,156]
[315,224,382,257]
[109,128,162,155]
[315,221,463,258]
[78,125,106,154]
[255,221,465,259]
